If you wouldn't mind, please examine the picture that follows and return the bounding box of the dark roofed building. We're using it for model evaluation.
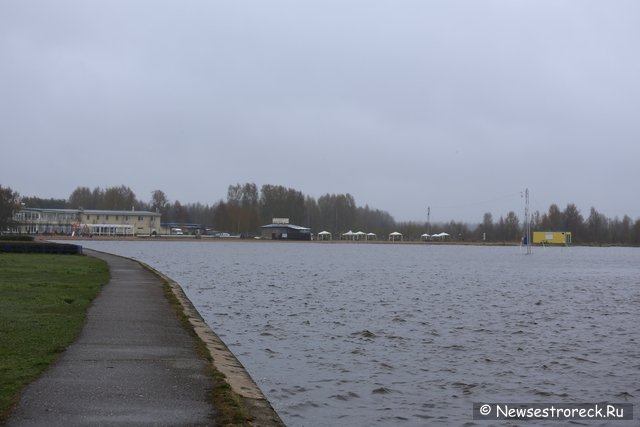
[260,223,311,241]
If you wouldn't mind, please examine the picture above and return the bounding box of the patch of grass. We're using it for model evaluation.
[0,253,109,423]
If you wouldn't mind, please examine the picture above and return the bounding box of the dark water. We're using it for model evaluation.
[75,241,640,426]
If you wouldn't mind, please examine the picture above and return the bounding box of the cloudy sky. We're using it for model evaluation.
[1,1,639,222]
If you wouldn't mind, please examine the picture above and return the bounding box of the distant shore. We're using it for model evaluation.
[41,235,524,246]
[39,235,640,248]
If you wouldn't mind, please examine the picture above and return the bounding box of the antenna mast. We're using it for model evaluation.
[524,188,532,255]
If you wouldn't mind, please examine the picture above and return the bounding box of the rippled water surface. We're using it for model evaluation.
[76,241,639,426]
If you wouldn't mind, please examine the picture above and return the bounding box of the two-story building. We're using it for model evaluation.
[12,208,161,236]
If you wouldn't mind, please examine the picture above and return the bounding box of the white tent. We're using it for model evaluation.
[317,230,332,241]
[432,232,450,239]
[355,231,367,241]
[367,232,377,241]
[342,230,355,240]
[389,231,403,241]
[421,233,431,241]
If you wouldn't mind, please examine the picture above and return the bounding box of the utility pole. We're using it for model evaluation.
[524,188,532,255]
[427,206,431,234]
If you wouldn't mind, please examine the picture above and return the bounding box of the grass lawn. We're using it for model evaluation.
[0,253,109,423]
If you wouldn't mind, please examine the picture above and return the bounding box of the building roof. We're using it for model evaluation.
[20,208,78,213]
[20,207,160,216]
[82,209,160,216]
[260,223,311,231]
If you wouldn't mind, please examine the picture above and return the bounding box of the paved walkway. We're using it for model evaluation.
[7,251,216,427]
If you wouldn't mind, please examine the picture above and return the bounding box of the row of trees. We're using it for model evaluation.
[0,185,20,232]
[2,183,640,245]
[396,204,640,245]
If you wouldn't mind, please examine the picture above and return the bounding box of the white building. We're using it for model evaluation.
[12,208,161,236]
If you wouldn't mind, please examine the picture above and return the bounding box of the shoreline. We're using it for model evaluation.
[39,235,639,248]
[43,235,521,246]
[98,250,286,427]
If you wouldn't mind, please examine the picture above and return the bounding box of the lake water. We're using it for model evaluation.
[75,241,639,426]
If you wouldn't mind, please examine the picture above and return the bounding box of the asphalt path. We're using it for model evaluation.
[6,250,216,426]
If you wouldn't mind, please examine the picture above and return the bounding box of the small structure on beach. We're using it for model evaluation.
[260,221,311,240]
[532,231,571,245]
[317,230,332,241]
[431,232,450,240]
[341,230,372,241]
[341,230,355,240]
[389,231,403,241]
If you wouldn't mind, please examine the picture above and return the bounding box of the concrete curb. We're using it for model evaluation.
[133,259,286,427]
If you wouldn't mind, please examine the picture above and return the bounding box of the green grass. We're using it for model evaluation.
[0,253,109,423]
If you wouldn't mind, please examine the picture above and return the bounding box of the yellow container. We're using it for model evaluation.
[532,231,572,245]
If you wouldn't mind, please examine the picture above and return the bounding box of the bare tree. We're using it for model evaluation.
[68,186,95,209]
[102,185,138,210]
[151,190,169,215]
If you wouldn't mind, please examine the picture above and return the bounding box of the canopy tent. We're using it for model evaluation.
[420,233,431,241]
[317,230,332,241]
[342,230,355,240]
[367,232,377,241]
[389,231,403,241]
[341,230,373,241]
[432,232,450,239]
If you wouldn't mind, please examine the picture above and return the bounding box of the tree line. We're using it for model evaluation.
[2,183,640,245]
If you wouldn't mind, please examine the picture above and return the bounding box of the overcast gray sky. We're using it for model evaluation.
[1,1,639,223]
